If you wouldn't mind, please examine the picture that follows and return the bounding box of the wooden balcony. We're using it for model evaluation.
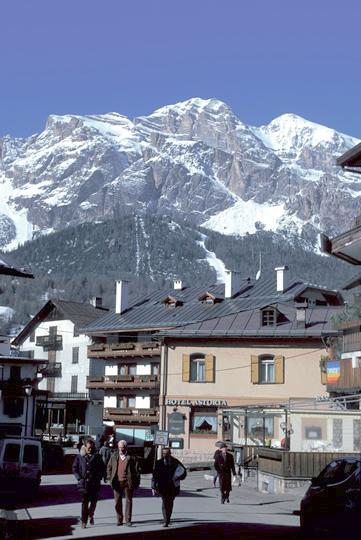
[88,341,161,358]
[327,358,361,393]
[104,407,159,424]
[87,374,160,390]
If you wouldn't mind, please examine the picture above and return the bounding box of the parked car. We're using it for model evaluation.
[0,436,42,500]
[300,456,361,537]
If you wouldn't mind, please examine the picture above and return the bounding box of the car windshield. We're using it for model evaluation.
[317,460,358,486]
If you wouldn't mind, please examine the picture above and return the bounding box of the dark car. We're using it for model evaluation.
[300,456,361,537]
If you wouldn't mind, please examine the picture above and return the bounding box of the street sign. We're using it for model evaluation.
[154,430,169,446]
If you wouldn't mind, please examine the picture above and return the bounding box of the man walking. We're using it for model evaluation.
[107,440,141,527]
[152,447,187,527]
[72,438,105,528]
[214,442,236,504]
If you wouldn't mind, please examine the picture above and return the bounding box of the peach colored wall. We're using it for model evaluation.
[165,343,327,404]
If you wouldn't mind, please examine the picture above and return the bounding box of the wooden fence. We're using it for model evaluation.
[258,448,361,479]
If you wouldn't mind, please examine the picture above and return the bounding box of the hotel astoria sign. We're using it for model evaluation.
[166,399,228,407]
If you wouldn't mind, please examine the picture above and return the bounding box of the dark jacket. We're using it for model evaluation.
[152,456,187,497]
[99,445,112,465]
[72,452,105,495]
[107,452,141,491]
[214,451,236,492]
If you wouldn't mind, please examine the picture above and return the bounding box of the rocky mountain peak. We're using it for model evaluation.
[1,97,361,252]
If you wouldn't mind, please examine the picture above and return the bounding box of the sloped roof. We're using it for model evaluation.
[12,299,108,346]
[159,304,341,339]
[0,254,34,278]
[83,276,343,334]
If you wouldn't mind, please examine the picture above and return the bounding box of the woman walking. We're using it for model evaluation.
[214,443,236,503]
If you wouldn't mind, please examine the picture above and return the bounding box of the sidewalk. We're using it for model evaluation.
[12,472,303,540]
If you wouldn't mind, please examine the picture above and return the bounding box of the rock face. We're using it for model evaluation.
[1,98,360,250]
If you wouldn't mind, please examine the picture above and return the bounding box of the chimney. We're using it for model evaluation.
[275,266,289,293]
[115,280,129,314]
[90,296,103,308]
[174,279,183,290]
[225,270,242,299]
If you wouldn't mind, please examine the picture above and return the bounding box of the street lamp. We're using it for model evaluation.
[24,385,33,437]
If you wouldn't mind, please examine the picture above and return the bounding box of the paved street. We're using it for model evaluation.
[13,472,304,540]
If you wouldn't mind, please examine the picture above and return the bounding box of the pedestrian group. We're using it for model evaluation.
[72,436,187,529]
[72,436,238,529]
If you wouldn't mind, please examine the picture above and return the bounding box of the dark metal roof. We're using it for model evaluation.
[0,254,34,278]
[12,300,109,346]
[160,304,342,339]
[342,273,361,290]
[83,277,343,334]
[337,141,361,170]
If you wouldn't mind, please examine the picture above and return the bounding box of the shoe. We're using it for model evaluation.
[163,523,169,528]
[227,498,230,503]
[125,522,133,527]
[81,522,86,529]
[89,516,94,525]
[117,521,123,526]
[221,498,225,504]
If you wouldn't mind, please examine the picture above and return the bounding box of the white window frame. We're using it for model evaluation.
[259,356,275,384]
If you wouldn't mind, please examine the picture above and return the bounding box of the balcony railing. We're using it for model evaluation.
[327,359,361,393]
[88,341,161,358]
[36,334,63,351]
[87,374,160,390]
[50,392,89,400]
[41,362,62,378]
[104,407,159,424]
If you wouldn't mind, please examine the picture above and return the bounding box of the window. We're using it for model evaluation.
[4,443,20,462]
[182,353,215,383]
[352,357,361,368]
[118,364,127,375]
[316,460,358,486]
[261,309,276,326]
[71,375,78,393]
[128,397,136,408]
[30,330,35,343]
[117,397,126,408]
[23,445,39,464]
[305,426,322,440]
[190,355,206,382]
[259,356,275,383]
[72,347,79,364]
[151,364,159,376]
[49,326,57,337]
[3,398,24,418]
[191,413,217,434]
[247,416,274,438]
[10,366,21,380]
[128,365,137,376]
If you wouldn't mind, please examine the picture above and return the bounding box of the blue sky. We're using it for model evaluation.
[1,0,361,138]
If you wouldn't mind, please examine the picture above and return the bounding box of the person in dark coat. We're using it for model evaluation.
[152,447,187,527]
[214,442,236,503]
[99,441,112,480]
[72,438,105,528]
[107,440,141,526]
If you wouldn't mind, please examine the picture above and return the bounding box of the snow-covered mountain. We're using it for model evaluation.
[1,98,360,250]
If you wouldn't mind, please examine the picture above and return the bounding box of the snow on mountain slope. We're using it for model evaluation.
[1,97,361,252]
